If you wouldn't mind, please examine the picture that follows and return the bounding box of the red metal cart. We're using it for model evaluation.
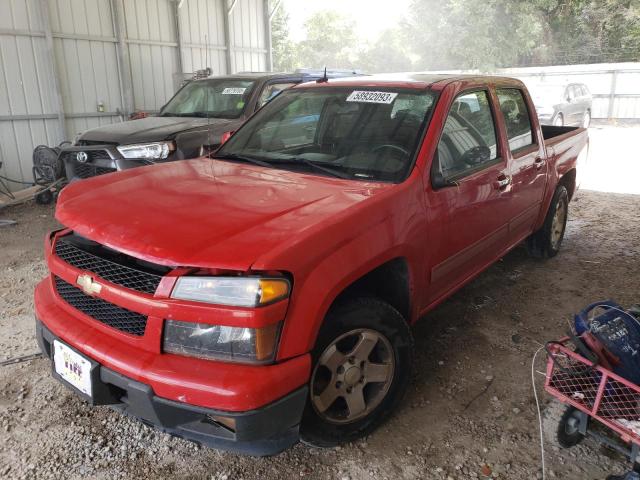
[545,338,640,478]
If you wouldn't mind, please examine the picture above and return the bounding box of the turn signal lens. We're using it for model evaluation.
[258,279,290,305]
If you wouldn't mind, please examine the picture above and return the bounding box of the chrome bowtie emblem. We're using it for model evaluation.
[76,274,102,296]
[76,151,89,163]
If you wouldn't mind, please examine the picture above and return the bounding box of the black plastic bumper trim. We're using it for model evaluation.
[36,318,307,456]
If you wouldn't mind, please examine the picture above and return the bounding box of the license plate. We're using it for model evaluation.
[53,340,93,397]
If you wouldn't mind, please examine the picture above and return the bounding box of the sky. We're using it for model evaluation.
[281,0,412,42]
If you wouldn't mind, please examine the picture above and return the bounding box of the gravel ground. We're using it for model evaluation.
[0,125,639,479]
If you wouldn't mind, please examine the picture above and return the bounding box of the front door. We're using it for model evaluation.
[425,89,513,303]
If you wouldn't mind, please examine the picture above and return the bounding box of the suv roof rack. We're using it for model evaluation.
[295,68,365,76]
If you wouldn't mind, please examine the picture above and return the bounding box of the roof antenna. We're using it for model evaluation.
[316,66,329,83]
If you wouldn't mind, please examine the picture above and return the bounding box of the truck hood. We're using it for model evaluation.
[79,116,239,144]
[56,158,391,270]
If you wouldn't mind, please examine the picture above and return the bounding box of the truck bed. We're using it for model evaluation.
[541,124,582,141]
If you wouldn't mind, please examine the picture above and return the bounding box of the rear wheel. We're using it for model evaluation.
[300,297,413,447]
[526,185,569,259]
[582,110,591,128]
[553,113,564,126]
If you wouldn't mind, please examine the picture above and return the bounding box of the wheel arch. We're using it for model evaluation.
[331,257,411,322]
[558,168,577,200]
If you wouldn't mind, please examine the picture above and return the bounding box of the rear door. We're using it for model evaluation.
[425,88,513,302]
[496,87,547,243]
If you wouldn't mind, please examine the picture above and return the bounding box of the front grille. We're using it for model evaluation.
[61,150,115,179]
[54,276,148,336]
[55,238,164,295]
[74,163,116,179]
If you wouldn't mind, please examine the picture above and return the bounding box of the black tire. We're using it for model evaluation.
[300,297,414,447]
[543,402,585,448]
[526,185,569,259]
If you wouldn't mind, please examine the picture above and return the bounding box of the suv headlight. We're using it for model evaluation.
[171,277,290,307]
[163,320,280,363]
[117,141,174,160]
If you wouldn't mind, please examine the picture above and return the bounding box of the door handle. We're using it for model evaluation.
[534,157,545,169]
[494,175,511,190]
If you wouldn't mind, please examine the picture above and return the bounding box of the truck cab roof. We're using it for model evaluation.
[296,72,526,91]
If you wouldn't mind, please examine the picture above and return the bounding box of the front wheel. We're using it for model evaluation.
[526,185,569,259]
[300,297,414,447]
[582,110,591,128]
[543,402,585,448]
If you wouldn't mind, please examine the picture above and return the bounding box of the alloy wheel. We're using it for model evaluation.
[310,329,395,424]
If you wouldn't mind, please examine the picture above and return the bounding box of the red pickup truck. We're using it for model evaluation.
[34,74,588,455]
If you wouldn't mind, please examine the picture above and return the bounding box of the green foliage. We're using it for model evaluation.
[271,0,640,73]
[297,10,357,69]
[271,6,298,72]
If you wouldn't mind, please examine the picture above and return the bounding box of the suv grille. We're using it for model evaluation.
[55,238,164,295]
[54,276,148,336]
[62,150,115,179]
[74,163,116,179]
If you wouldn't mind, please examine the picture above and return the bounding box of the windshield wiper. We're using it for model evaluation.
[215,153,273,168]
[159,112,216,118]
[269,158,352,180]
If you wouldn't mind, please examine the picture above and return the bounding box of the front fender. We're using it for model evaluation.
[275,216,425,360]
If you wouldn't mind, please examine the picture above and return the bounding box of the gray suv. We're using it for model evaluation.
[529,83,592,128]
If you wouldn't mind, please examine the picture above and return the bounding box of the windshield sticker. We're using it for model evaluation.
[222,87,247,95]
[346,91,398,104]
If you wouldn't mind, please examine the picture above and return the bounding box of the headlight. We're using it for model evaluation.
[171,277,290,307]
[116,141,174,160]
[163,320,280,363]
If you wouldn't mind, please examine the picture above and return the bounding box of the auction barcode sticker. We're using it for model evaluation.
[346,91,398,104]
[222,87,247,95]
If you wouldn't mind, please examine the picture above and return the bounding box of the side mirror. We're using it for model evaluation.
[461,145,491,166]
[430,151,457,189]
[220,130,235,145]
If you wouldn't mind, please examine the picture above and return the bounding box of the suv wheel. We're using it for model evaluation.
[582,110,591,128]
[300,297,413,447]
[526,185,569,259]
[553,113,564,126]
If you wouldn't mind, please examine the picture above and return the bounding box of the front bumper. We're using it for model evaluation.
[36,319,307,456]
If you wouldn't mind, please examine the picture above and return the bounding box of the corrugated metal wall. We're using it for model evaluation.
[0,0,269,190]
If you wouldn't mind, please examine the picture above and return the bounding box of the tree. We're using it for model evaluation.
[358,27,416,73]
[532,0,640,64]
[406,0,543,71]
[271,1,640,74]
[271,5,298,71]
[296,11,358,69]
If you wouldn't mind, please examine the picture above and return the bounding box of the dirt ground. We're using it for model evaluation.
[0,125,639,480]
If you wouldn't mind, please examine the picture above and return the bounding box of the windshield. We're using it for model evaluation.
[216,87,436,182]
[160,79,255,119]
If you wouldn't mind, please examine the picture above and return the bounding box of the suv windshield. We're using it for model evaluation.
[160,79,255,119]
[216,87,436,182]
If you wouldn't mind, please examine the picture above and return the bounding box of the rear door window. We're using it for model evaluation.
[434,90,499,180]
[497,88,534,153]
